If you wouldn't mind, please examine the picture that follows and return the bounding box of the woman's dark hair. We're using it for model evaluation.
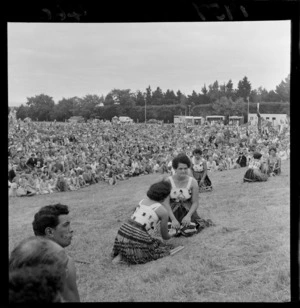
[172,154,191,169]
[253,152,262,159]
[192,148,202,155]
[269,147,277,153]
[147,180,171,202]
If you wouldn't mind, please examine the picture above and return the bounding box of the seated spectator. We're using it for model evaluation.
[36,151,44,169]
[9,182,18,197]
[52,157,64,173]
[267,147,281,176]
[32,203,80,301]
[19,174,36,196]
[31,172,41,192]
[48,173,57,192]
[69,172,80,190]
[9,265,64,303]
[217,155,226,171]
[236,150,247,168]
[55,174,69,192]
[78,173,87,187]
[206,155,218,172]
[16,156,30,173]
[82,165,96,185]
[8,164,17,183]
[243,152,268,182]
[9,236,69,302]
[26,153,38,170]
[39,175,51,194]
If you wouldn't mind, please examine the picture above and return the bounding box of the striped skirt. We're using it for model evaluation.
[192,170,213,192]
[268,162,281,175]
[170,200,214,235]
[111,219,174,264]
[243,168,268,182]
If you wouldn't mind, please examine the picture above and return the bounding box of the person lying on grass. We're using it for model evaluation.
[111,180,175,264]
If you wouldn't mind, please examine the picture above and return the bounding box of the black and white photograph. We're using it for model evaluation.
[8,4,293,303]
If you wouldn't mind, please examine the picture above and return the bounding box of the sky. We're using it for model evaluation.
[7,21,290,106]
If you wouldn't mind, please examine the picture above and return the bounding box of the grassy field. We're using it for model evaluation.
[9,160,290,302]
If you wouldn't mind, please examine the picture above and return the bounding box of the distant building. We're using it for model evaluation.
[228,116,244,125]
[248,113,288,126]
[205,115,225,124]
[112,116,133,124]
[173,115,204,125]
[68,116,85,123]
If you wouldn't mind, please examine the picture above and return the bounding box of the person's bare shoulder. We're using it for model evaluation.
[63,255,80,302]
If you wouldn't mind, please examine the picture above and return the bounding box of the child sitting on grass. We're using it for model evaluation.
[55,174,69,192]
[69,171,80,190]
[39,174,52,194]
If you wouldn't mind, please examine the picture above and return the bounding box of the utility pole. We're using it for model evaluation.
[247,96,249,124]
[145,99,147,124]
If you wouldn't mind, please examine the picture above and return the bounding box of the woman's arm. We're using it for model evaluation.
[162,196,180,227]
[155,206,172,240]
[161,184,180,229]
[181,178,199,226]
[200,161,208,182]
[275,157,281,173]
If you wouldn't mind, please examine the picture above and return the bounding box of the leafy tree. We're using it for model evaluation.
[249,89,259,103]
[163,89,177,105]
[16,104,29,120]
[52,97,77,121]
[265,90,281,102]
[256,86,269,102]
[109,89,136,108]
[187,90,200,105]
[212,96,246,117]
[207,80,220,102]
[79,94,104,119]
[275,74,290,102]
[178,93,188,107]
[219,82,226,95]
[102,104,121,120]
[152,87,164,105]
[225,79,234,99]
[26,94,55,121]
[104,93,115,106]
[135,90,145,106]
[201,84,208,95]
[236,76,251,101]
[176,90,183,103]
[200,84,211,104]
[144,86,152,106]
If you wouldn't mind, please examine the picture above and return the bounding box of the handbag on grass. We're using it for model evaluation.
[168,222,197,237]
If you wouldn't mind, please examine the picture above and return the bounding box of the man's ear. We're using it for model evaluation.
[45,227,54,237]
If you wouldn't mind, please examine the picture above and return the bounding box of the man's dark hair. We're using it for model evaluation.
[172,154,191,169]
[147,180,171,202]
[9,265,63,303]
[32,204,69,236]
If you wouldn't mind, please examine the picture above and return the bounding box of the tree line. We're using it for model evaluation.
[12,74,290,123]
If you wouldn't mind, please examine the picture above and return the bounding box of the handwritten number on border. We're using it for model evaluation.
[193,2,248,21]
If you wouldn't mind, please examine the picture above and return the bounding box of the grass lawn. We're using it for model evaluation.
[9,160,290,302]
